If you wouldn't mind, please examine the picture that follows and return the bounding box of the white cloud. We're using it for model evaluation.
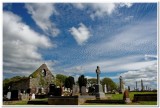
[145,54,157,60]
[72,3,85,10]
[60,54,156,74]
[115,60,157,90]
[69,23,91,45]
[3,11,55,77]
[25,3,60,37]
[73,3,133,19]
[119,3,133,8]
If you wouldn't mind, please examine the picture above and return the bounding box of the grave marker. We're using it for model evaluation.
[81,86,87,95]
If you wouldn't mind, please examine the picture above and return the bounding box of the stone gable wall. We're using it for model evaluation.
[11,64,53,94]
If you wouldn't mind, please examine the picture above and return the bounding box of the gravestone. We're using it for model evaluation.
[104,84,107,93]
[86,88,88,92]
[41,87,44,94]
[18,91,22,100]
[54,88,62,96]
[141,79,144,91]
[11,90,19,100]
[95,66,105,99]
[123,90,131,103]
[128,86,130,91]
[81,86,87,95]
[119,76,125,94]
[136,81,137,91]
[72,85,76,96]
[31,93,35,99]
[72,85,79,96]
[88,86,95,95]
[6,92,11,100]
[49,84,56,96]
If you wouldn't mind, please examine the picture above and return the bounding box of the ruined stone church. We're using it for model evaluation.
[11,64,54,94]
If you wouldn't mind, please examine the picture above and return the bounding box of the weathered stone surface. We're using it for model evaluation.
[81,86,87,95]
[6,92,11,100]
[95,66,105,99]
[72,85,79,96]
[10,64,54,95]
[123,90,131,103]
[95,84,106,99]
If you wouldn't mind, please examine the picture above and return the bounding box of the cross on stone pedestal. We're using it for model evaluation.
[95,66,105,99]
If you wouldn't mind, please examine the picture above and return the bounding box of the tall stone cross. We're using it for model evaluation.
[95,66,105,99]
[96,66,101,85]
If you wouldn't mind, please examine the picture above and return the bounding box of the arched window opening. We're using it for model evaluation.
[42,69,46,77]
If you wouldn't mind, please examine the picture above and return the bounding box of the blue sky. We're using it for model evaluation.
[3,3,157,90]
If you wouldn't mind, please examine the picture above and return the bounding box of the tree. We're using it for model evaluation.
[87,78,97,85]
[64,76,75,91]
[101,77,117,91]
[78,75,87,93]
[56,74,68,86]
[3,76,28,94]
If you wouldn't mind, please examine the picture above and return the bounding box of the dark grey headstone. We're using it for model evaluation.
[11,90,19,100]
[49,84,56,95]
[54,88,62,96]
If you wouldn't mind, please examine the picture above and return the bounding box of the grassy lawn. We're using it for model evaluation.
[82,92,157,105]
[3,100,28,105]
[3,92,157,105]
[3,98,48,105]
[110,91,157,101]
[83,101,157,105]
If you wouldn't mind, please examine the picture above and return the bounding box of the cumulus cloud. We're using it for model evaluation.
[73,3,133,19]
[69,23,91,45]
[25,3,60,37]
[3,11,55,77]
[115,58,157,90]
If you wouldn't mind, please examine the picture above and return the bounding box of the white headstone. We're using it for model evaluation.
[64,88,67,91]
[104,84,107,93]
[86,88,88,92]
[31,93,35,99]
[41,87,44,93]
[7,92,11,100]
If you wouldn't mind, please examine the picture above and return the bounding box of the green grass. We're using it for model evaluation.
[109,91,157,101]
[30,98,48,101]
[3,100,28,105]
[82,92,157,105]
[3,92,157,105]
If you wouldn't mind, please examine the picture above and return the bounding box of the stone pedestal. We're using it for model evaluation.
[125,98,131,103]
[95,84,105,99]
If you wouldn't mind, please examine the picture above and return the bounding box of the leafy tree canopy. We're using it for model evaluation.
[101,77,117,91]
